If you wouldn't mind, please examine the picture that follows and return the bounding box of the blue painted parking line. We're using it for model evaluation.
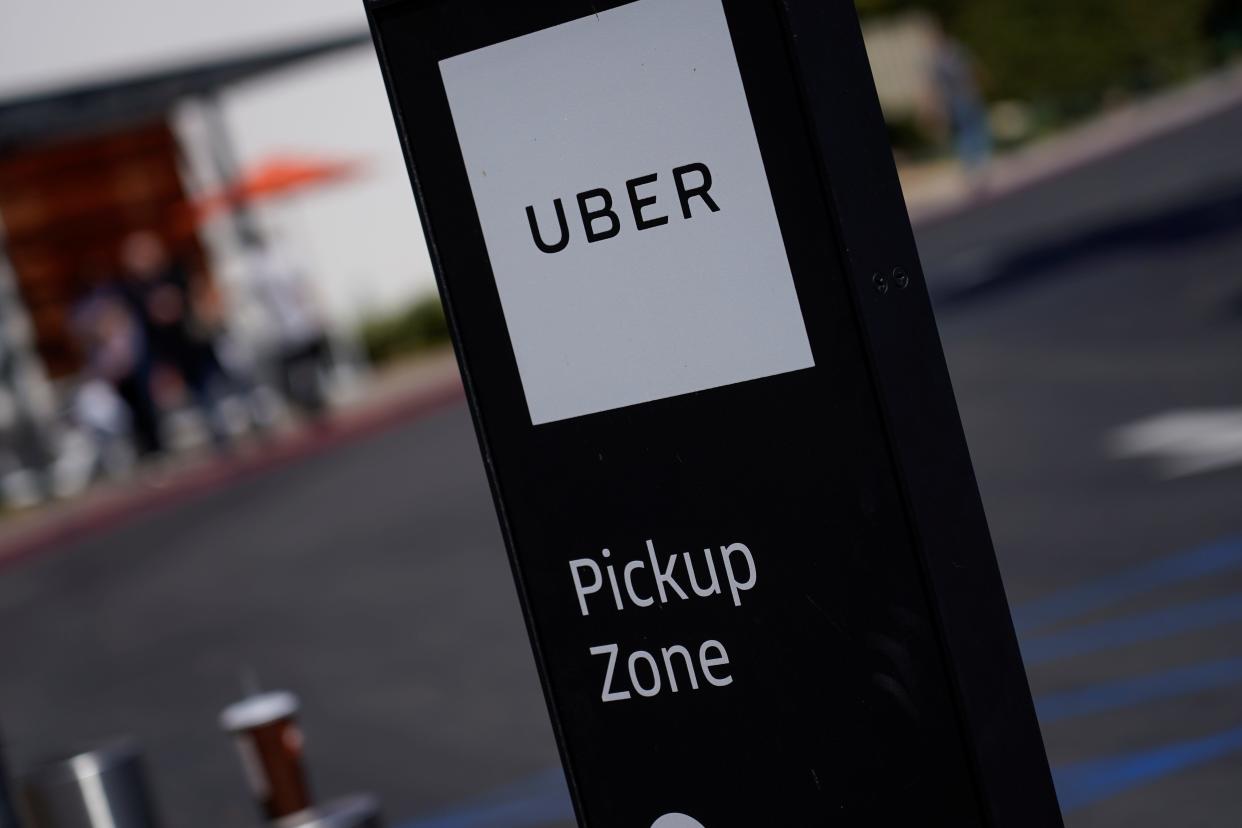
[1035,657,1242,723]
[1053,724,1242,812]
[396,768,572,828]
[1021,592,1242,665]
[392,537,1242,825]
[1013,536,1242,633]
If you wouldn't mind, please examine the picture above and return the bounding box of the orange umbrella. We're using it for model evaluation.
[191,155,363,221]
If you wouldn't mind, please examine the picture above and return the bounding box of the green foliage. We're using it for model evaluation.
[359,294,451,366]
[1207,0,1242,57]
[856,0,950,18]
[885,115,941,160]
[859,0,1230,118]
[958,0,1212,111]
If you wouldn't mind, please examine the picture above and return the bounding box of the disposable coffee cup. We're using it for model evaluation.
[219,692,312,820]
[274,794,383,828]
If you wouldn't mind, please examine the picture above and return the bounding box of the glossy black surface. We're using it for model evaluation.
[366,1,1059,825]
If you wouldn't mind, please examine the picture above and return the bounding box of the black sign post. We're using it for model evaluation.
[366,0,1062,825]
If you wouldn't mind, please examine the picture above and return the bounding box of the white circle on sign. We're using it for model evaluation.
[651,815,706,828]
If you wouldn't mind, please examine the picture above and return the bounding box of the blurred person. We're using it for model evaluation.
[71,287,158,461]
[932,29,992,178]
[192,254,280,435]
[72,379,135,478]
[118,230,233,447]
[243,236,333,419]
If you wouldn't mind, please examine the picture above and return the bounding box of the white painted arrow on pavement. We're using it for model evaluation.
[1109,408,1242,478]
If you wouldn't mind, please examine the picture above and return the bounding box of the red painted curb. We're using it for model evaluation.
[0,375,466,572]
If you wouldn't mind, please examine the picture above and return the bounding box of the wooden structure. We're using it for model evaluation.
[0,32,367,379]
[0,122,205,377]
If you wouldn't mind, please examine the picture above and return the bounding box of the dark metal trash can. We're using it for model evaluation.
[20,741,161,828]
[273,794,382,828]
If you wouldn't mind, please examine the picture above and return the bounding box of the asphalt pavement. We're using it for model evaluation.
[2,98,1241,827]
[926,98,1242,826]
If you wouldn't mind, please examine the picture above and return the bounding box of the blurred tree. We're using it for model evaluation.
[1206,0,1242,56]
[856,0,960,17]
[359,295,450,366]
[957,0,1211,111]
[858,0,1222,118]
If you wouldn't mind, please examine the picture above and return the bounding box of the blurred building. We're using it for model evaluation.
[0,33,381,377]
[0,32,435,481]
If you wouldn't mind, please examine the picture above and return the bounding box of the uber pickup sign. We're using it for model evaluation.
[367,0,1063,826]
[439,1,812,425]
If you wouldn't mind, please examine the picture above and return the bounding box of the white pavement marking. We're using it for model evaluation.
[1109,408,1242,478]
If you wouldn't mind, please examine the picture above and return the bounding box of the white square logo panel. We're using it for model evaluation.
[440,0,814,425]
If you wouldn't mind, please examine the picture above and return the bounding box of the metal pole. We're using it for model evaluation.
[19,741,162,828]
[199,93,263,247]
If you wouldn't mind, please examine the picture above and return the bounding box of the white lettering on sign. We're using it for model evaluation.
[526,163,721,253]
[440,0,814,425]
[569,541,757,617]
[590,639,733,703]
[575,539,751,704]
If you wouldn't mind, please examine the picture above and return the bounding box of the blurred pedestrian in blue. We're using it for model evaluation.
[932,30,992,176]
[72,285,162,458]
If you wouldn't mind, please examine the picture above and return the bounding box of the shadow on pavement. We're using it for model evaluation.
[932,181,1242,309]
